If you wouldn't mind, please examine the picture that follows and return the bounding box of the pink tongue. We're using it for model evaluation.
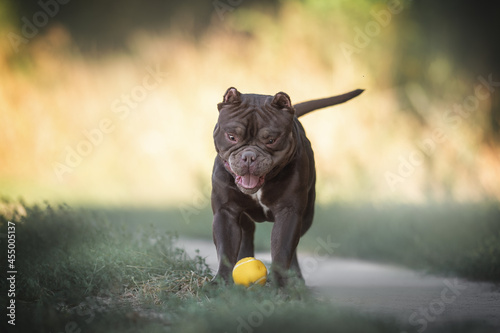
[241,174,260,188]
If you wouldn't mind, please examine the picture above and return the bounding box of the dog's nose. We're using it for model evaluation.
[241,151,257,164]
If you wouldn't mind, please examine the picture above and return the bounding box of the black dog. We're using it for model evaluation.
[211,87,363,286]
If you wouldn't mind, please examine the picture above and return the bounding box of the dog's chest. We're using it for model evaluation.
[249,189,272,220]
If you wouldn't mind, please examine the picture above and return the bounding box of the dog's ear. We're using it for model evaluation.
[271,92,293,113]
[218,87,241,111]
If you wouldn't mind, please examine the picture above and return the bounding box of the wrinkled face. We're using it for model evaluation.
[214,87,297,194]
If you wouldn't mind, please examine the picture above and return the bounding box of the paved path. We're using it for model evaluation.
[177,238,500,330]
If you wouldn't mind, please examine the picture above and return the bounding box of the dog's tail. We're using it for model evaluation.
[293,89,364,118]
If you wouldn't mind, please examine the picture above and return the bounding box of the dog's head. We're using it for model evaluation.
[213,87,297,194]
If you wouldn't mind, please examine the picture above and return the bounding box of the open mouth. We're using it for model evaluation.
[224,160,265,191]
[235,174,265,190]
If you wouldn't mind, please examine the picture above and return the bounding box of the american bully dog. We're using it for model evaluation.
[211,87,363,286]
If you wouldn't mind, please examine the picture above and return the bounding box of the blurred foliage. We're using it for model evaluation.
[1,0,499,205]
[6,0,279,50]
[394,0,500,140]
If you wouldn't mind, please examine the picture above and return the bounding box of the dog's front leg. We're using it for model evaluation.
[212,210,241,283]
[270,212,302,287]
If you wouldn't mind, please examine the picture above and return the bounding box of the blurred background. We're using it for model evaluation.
[1,0,500,207]
[2,4,500,331]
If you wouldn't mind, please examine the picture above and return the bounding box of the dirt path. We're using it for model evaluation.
[177,238,500,330]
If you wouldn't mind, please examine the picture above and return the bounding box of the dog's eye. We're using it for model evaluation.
[267,138,276,145]
[226,133,237,142]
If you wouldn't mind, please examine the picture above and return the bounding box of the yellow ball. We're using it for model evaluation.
[232,257,267,287]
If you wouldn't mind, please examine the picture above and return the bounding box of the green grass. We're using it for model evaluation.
[0,201,210,332]
[0,201,402,333]
[1,200,499,332]
[305,203,500,282]
[87,201,500,282]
